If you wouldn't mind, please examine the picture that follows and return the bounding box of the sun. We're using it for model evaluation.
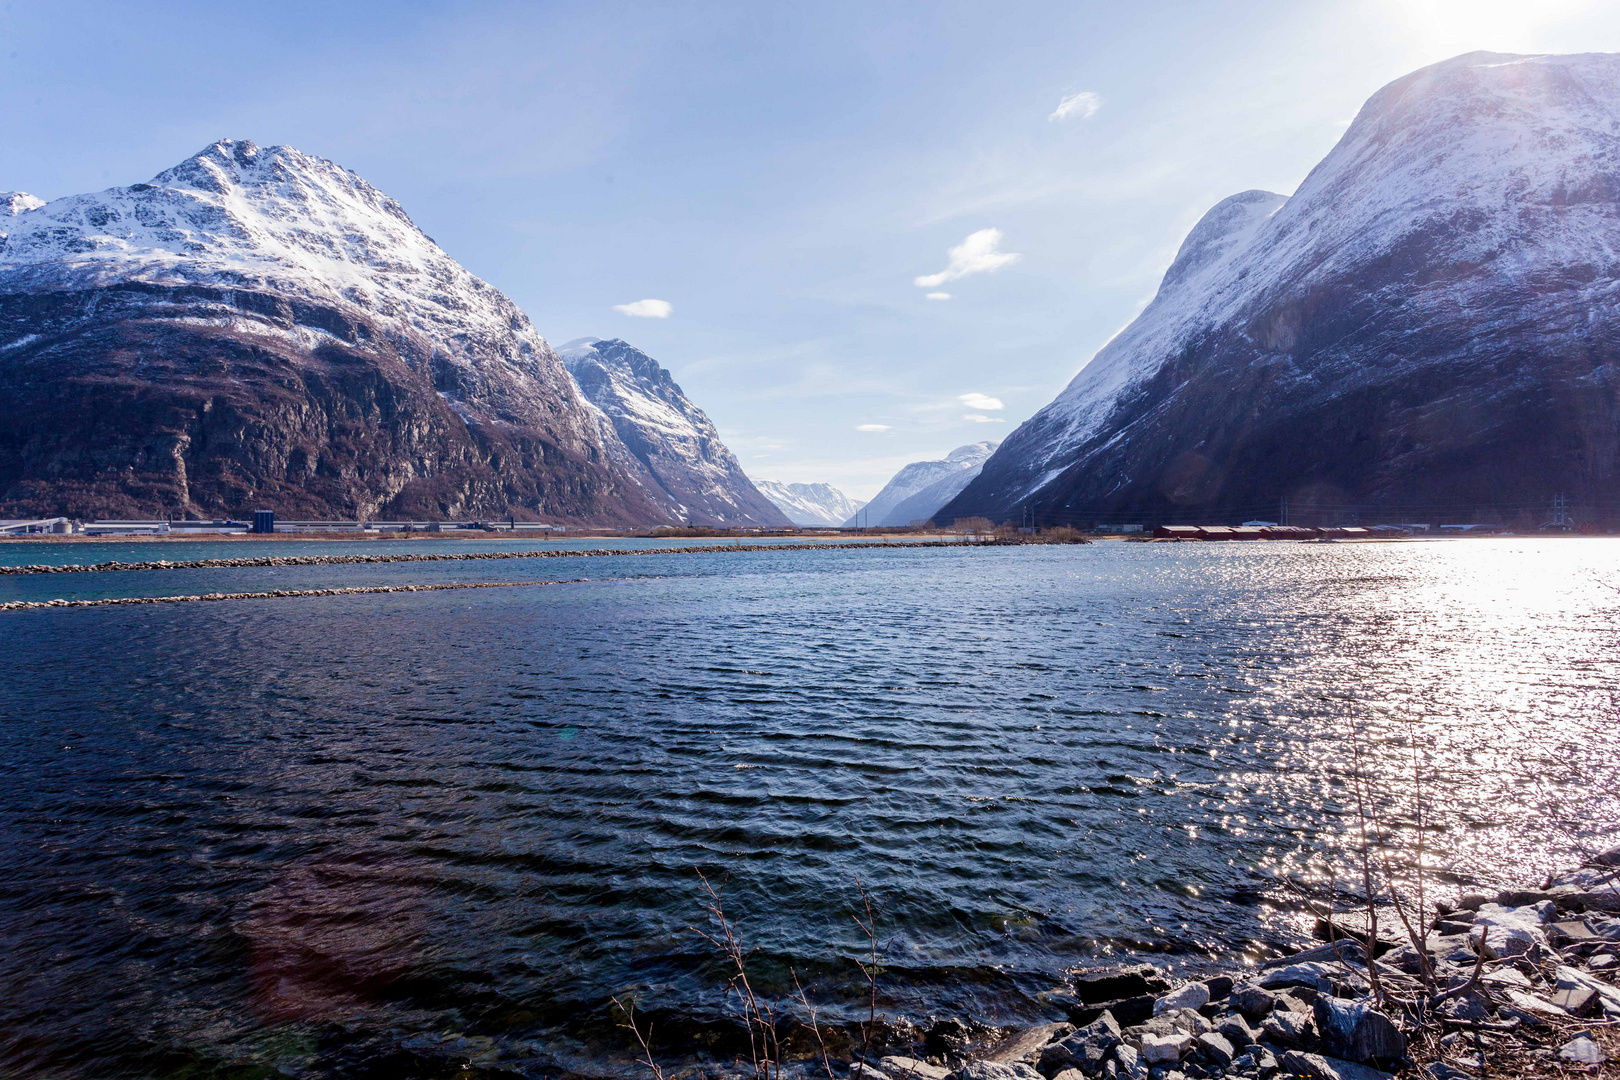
[1374,0,1608,57]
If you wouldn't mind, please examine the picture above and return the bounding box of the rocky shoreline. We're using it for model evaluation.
[843,849,1620,1080]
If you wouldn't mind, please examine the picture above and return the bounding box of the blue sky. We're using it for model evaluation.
[5,0,1618,497]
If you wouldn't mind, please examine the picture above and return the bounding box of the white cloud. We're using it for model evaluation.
[958,392,1003,411]
[962,414,1004,423]
[926,291,952,300]
[914,228,1020,289]
[856,423,891,432]
[1049,91,1102,122]
[613,298,673,318]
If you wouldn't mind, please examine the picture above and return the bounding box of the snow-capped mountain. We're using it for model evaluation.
[944,52,1620,527]
[558,338,790,527]
[0,139,671,523]
[751,480,864,528]
[2,192,44,218]
[850,442,998,527]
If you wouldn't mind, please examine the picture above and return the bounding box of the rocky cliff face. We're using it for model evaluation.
[942,52,1620,528]
[0,140,672,523]
[853,442,998,527]
[751,480,864,527]
[558,338,790,527]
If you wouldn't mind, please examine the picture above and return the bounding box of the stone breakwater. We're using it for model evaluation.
[862,850,1620,1080]
[0,578,591,612]
[0,540,989,576]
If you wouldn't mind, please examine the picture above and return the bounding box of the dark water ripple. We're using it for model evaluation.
[0,538,1616,1078]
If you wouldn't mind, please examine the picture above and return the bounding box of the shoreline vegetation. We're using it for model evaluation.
[618,849,1620,1080]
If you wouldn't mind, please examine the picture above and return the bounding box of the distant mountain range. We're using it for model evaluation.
[752,480,864,527]
[851,442,997,527]
[943,52,1620,528]
[559,338,788,527]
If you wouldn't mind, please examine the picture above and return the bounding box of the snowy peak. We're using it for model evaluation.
[0,141,668,524]
[752,480,864,528]
[1,138,578,423]
[1155,190,1286,298]
[851,442,998,527]
[2,192,44,217]
[946,440,998,463]
[561,338,790,527]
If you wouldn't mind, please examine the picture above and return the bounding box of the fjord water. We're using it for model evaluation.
[1,538,1615,1077]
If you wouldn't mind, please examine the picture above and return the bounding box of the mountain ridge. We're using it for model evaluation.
[942,51,1620,527]
[0,139,673,523]
[851,442,998,527]
[559,338,790,527]
[751,480,864,527]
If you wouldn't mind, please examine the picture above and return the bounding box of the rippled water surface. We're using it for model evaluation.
[1,538,1616,1077]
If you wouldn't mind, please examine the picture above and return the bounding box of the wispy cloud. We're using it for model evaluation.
[1049,91,1102,122]
[914,228,1020,289]
[962,414,1004,423]
[958,391,1003,411]
[856,423,891,432]
[925,292,951,301]
[613,298,673,318]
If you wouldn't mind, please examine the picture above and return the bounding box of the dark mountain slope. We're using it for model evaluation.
[942,52,1620,527]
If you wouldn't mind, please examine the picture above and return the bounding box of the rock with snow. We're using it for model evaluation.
[558,338,789,527]
[0,139,668,522]
[851,442,998,527]
[942,52,1620,529]
[753,479,866,527]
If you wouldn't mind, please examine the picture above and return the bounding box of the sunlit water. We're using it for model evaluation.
[1,538,1615,1078]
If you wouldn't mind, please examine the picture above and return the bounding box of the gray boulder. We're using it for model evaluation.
[1152,983,1210,1016]
[1558,1035,1607,1064]
[1229,986,1276,1021]
[1312,997,1406,1066]
[882,1059,951,1080]
[1194,1032,1234,1068]
[1139,1032,1191,1065]
[1112,1043,1146,1080]
[1124,1009,1211,1041]
[955,1062,1042,1080]
[1216,1014,1257,1047]
[1073,964,1171,1004]
[1040,1014,1120,1077]
[1277,1050,1393,1080]
[1260,1010,1316,1050]
[987,1023,1073,1065]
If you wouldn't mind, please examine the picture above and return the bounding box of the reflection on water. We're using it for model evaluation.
[0,538,1615,1077]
